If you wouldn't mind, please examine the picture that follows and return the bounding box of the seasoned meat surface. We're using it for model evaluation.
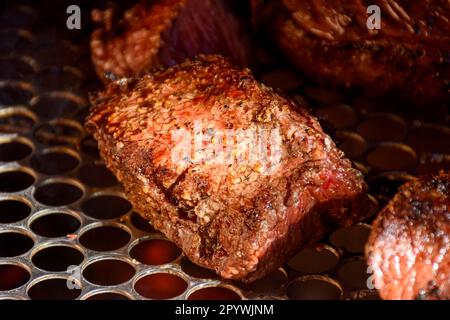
[253,0,450,106]
[86,55,367,282]
[366,172,450,300]
[91,0,252,82]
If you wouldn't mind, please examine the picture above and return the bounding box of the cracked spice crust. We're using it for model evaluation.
[86,55,367,282]
[252,0,450,106]
[366,172,450,300]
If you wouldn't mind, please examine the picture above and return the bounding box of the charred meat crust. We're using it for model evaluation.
[86,54,367,282]
[254,0,450,106]
[366,172,450,300]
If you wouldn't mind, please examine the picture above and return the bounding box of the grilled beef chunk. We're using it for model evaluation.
[90,0,252,82]
[366,172,450,300]
[86,55,367,282]
[252,0,450,106]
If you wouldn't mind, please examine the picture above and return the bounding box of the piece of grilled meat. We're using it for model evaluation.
[90,0,252,82]
[366,172,450,300]
[252,0,450,107]
[86,55,367,282]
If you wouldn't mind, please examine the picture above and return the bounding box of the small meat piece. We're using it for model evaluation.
[366,172,450,300]
[90,0,252,82]
[252,0,450,106]
[86,55,367,282]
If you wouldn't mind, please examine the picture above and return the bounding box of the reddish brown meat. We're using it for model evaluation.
[366,172,450,300]
[90,0,252,82]
[86,55,367,282]
[253,0,450,106]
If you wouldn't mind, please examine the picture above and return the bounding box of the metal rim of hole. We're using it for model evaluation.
[80,255,136,287]
[186,283,244,300]
[132,268,190,300]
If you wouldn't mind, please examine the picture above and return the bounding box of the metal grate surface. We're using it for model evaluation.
[0,2,448,300]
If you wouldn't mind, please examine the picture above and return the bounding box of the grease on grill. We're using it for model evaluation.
[0,107,36,133]
[0,169,35,192]
[0,198,31,223]
[33,120,82,146]
[134,273,188,299]
[30,148,79,175]
[188,286,241,300]
[357,113,407,141]
[0,231,34,257]
[366,142,417,171]
[77,163,118,188]
[337,257,370,290]
[81,194,131,220]
[0,138,33,162]
[79,225,130,251]
[287,275,343,300]
[33,180,83,206]
[29,211,80,238]
[129,238,181,265]
[0,263,30,291]
[27,277,81,300]
[316,104,358,129]
[288,244,339,274]
[83,259,135,286]
[329,224,372,254]
[31,245,84,272]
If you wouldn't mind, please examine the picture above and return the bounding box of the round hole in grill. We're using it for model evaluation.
[0,263,30,291]
[81,194,131,220]
[31,245,84,272]
[237,268,288,293]
[33,120,82,146]
[33,179,83,206]
[0,107,36,134]
[129,238,181,265]
[180,258,218,279]
[329,224,372,254]
[31,92,84,119]
[77,163,118,188]
[405,124,450,154]
[79,224,131,251]
[188,286,241,300]
[336,131,367,159]
[305,86,343,105]
[130,212,156,233]
[30,148,79,175]
[82,258,135,286]
[0,29,35,54]
[357,113,407,141]
[366,143,417,171]
[0,198,31,223]
[0,138,33,162]
[0,56,37,81]
[337,258,370,290]
[32,66,82,92]
[317,104,358,129]
[0,169,35,192]
[84,291,131,300]
[134,272,188,299]
[288,244,340,274]
[287,275,343,300]
[0,231,34,257]
[80,136,99,158]
[29,211,81,238]
[0,81,34,105]
[27,277,81,300]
